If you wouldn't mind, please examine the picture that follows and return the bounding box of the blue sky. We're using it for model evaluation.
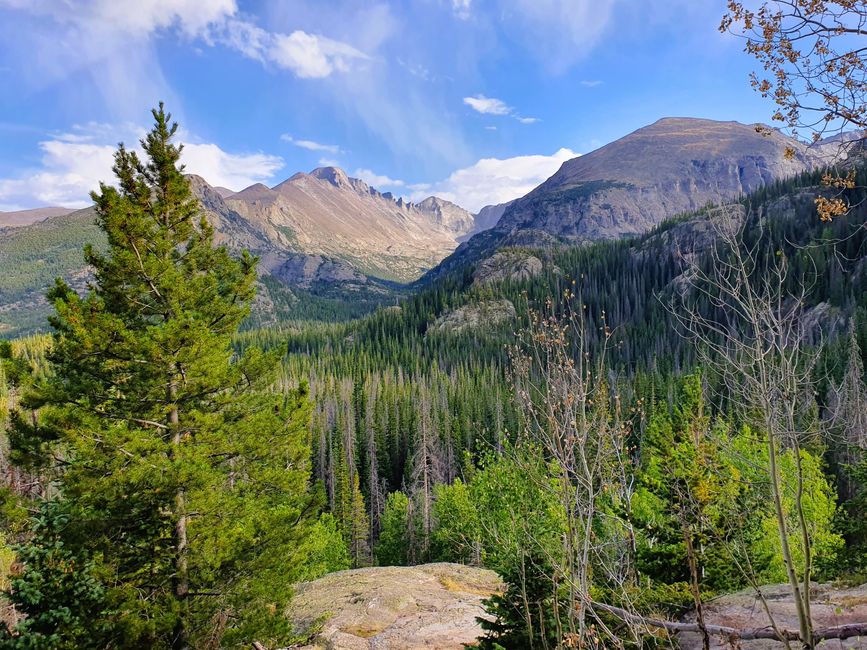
[0,0,774,212]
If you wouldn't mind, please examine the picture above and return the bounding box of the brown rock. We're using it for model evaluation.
[288,563,503,649]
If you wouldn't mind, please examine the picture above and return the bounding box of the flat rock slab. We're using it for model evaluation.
[289,562,503,649]
[679,583,867,649]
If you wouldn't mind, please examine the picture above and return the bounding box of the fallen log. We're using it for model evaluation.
[591,600,867,643]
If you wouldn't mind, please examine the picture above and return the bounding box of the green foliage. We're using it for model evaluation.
[3,106,317,649]
[634,373,744,591]
[431,478,480,564]
[469,449,564,576]
[376,491,409,566]
[0,501,108,649]
[476,547,561,650]
[727,431,843,583]
[298,513,351,582]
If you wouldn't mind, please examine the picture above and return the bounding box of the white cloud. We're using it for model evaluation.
[464,95,512,116]
[1,0,239,38]
[257,27,368,78]
[581,80,603,87]
[0,125,283,209]
[180,143,283,190]
[410,147,578,212]
[318,157,340,167]
[354,168,405,188]
[215,17,367,78]
[3,1,367,84]
[463,94,538,124]
[281,134,341,154]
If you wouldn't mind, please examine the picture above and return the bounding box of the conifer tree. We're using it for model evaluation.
[3,105,316,649]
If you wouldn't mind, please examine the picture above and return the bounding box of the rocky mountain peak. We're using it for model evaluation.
[309,166,351,188]
[414,196,476,237]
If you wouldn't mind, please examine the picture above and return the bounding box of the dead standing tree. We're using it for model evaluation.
[510,298,640,648]
[670,205,826,649]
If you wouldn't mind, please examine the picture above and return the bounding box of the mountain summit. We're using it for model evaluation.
[422,117,834,282]
[225,166,476,282]
[498,117,828,240]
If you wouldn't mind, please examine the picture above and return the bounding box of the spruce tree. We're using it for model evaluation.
[3,105,316,649]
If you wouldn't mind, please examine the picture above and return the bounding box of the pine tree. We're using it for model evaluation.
[3,105,316,649]
[828,322,867,497]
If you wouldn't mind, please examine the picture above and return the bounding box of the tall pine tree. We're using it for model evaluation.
[3,105,316,649]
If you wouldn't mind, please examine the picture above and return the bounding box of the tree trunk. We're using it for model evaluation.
[169,380,189,650]
[768,431,813,649]
[683,522,709,650]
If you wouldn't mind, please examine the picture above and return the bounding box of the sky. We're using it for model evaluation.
[0,0,776,212]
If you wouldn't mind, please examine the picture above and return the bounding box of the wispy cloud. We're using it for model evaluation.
[410,147,578,212]
[498,0,618,73]
[281,134,341,154]
[4,1,368,84]
[452,0,473,20]
[463,94,539,125]
[354,168,405,188]
[581,80,603,87]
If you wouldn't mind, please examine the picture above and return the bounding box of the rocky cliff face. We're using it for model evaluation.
[414,196,476,237]
[497,118,830,241]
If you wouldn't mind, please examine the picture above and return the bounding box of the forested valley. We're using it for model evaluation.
[0,100,865,649]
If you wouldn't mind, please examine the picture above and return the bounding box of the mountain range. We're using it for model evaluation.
[0,116,842,336]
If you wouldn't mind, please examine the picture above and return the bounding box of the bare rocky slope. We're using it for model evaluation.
[0,207,74,228]
[224,167,475,283]
[678,583,867,649]
[421,117,835,284]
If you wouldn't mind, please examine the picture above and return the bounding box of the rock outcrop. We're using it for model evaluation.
[472,250,547,286]
[289,563,503,650]
[430,299,517,334]
[678,583,867,649]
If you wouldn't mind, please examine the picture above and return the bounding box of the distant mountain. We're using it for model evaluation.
[212,186,236,199]
[414,196,475,237]
[224,167,475,283]
[0,167,476,336]
[421,117,834,283]
[461,201,514,242]
[0,207,75,228]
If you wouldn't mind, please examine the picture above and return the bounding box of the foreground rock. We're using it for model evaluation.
[288,563,503,649]
[679,583,867,649]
